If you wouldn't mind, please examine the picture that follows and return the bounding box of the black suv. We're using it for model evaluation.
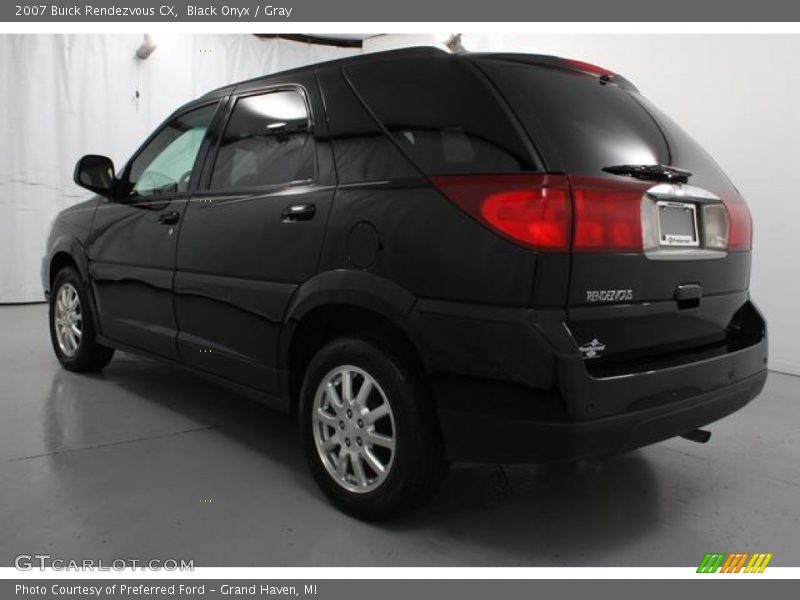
[43,47,767,520]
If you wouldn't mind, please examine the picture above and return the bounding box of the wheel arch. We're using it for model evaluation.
[47,238,101,335]
[279,270,427,410]
[47,236,90,291]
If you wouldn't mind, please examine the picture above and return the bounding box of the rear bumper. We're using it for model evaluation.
[438,366,766,463]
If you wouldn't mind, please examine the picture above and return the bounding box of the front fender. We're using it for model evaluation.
[42,197,99,295]
[43,234,90,295]
[42,234,104,338]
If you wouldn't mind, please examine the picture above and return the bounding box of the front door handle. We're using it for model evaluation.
[282,203,316,222]
[158,211,181,225]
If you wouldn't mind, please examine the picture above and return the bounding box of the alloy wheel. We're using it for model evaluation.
[54,283,82,357]
[312,365,396,494]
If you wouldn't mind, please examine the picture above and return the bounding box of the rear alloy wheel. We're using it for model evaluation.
[301,337,447,520]
[49,267,114,372]
[312,365,396,494]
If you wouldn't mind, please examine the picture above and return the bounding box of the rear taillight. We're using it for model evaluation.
[702,204,730,250]
[571,177,650,253]
[433,174,751,253]
[430,175,572,252]
[724,193,753,250]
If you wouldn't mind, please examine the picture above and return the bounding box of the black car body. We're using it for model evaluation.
[43,47,768,518]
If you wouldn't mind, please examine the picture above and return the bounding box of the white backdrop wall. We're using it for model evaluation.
[365,34,800,376]
[0,34,357,304]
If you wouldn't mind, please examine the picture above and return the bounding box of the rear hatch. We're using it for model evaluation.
[479,56,758,376]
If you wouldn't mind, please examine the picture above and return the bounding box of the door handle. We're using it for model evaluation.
[282,203,316,222]
[158,211,181,225]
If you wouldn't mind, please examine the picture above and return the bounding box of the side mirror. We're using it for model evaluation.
[74,155,116,196]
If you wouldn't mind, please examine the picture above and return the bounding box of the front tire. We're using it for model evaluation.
[300,337,446,521]
[49,267,114,372]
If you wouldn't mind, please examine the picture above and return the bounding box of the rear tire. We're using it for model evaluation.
[49,267,114,372]
[300,337,447,521]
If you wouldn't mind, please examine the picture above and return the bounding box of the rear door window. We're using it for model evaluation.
[210,89,315,190]
[345,57,538,175]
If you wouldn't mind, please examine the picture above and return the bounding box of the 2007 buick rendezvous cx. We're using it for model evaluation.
[43,47,767,520]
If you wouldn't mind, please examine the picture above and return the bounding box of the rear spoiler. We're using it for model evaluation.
[468,52,639,92]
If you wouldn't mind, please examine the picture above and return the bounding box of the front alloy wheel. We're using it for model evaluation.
[53,282,82,357]
[49,266,114,372]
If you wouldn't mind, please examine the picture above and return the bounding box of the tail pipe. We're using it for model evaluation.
[681,429,712,444]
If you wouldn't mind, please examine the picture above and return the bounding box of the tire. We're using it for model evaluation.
[49,266,114,372]
[300,336,447,521]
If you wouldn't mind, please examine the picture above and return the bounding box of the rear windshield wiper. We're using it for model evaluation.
[602,164,691,184]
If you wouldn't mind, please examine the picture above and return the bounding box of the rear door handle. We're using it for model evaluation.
[158,211,181,225]
[282,203,316,222]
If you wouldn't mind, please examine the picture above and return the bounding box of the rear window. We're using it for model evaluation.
[637,98,737,195]
[344,57,537,175]
[485,62,736,195]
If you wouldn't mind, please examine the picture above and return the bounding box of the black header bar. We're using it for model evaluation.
[4,0,800,22]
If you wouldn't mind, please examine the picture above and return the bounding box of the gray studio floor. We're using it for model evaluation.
[1,303,798,567]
